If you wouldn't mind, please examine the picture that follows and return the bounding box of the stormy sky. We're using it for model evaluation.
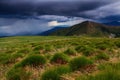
[0,0,120,36]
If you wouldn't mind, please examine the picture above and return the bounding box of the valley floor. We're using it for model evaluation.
[0,36,120,80]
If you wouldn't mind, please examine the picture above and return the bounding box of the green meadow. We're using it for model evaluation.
[0,36,120,80]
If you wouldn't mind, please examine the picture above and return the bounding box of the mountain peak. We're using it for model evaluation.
[76,21,98,28]
[83,21,93,23]
[81,21,98,25]
[50,21,111,36]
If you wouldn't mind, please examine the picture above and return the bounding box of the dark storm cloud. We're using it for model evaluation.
[0,0,120,36]
[0,0,116,18]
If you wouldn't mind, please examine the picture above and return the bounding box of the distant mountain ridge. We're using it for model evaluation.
[103,21,120,26]
[49,21,120,37]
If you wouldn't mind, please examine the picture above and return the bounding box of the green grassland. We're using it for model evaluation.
[0,36,120,80]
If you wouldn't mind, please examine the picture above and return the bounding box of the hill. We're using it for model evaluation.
[49,21,120,37]
[39,26,68,36]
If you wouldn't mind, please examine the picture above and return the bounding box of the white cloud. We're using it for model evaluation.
[39,15,92,27]
[48,18,92,27]
[48,21,59,27]
[39,15,69,21]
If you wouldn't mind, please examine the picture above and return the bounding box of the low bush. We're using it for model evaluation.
[41,69,60,80]
[17,48,30,54]
[50,53,69,64]
[44,45,54,52]
[18,54,46,67]
[12,53,23,59]
[41,65,71,80]
[32,50,40,54]
[75,45,95,56]
[55,65,71,75]
[33,45,44,51]
[6,68,31,80]
[96,53,109,60]
[6,50,14,54]
[93,70,120,80]
[96,43,109,50]
[76,66,120,80]
[69,56,93,71]
[115,41,120,48]
[64,48,77,56]
[0,53,11,64]
[98,63,120,71]
[1,52,24,64]
[45,54,52,60]
[76,71,120,80]
[75,45,84,53]
[82,47,95,56]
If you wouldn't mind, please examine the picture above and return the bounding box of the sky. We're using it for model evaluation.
[0,0,120,36]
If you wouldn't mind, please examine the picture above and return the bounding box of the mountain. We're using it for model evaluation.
[38,26,68,36]
[103,21,120,26]
[49,21,120,37]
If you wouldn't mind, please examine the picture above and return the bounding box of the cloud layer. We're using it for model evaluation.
[0,0,115,17]
[0,0,120,36]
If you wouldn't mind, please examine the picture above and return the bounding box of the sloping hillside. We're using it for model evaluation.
[50,21,120,37]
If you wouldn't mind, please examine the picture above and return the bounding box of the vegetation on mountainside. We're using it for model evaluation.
[50,21,120,37]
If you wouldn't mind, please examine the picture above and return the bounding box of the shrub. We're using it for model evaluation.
[18,54,46,67]
[6,50,14,54]
[17,48,30,54]
[93,70,120,80]
[54,44,63,48]
[6,68,31,80]
[30,43,37,47]
[12,53,23,59]
[98,63,120,71]
[96,53,109,60]
[82,47,95,56]
[69,56,93,71]
[75,45,95,56]
[71,42,80,46]
[115,41,120,48]
[0,53,11,64]
[75,45,84,53]
[33,45,44,51]
[96,44,109,50]
[44,45,54,52]
[41,65,71,80]
[50,53,69,64]
[45,54,52,60]
[41,69,60,80]
[64,48,77,56]
[32,50,40,54]
[77,63,120,80]
[0,52,24,65]
[76,68,120,80]
[55,65,71,75]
